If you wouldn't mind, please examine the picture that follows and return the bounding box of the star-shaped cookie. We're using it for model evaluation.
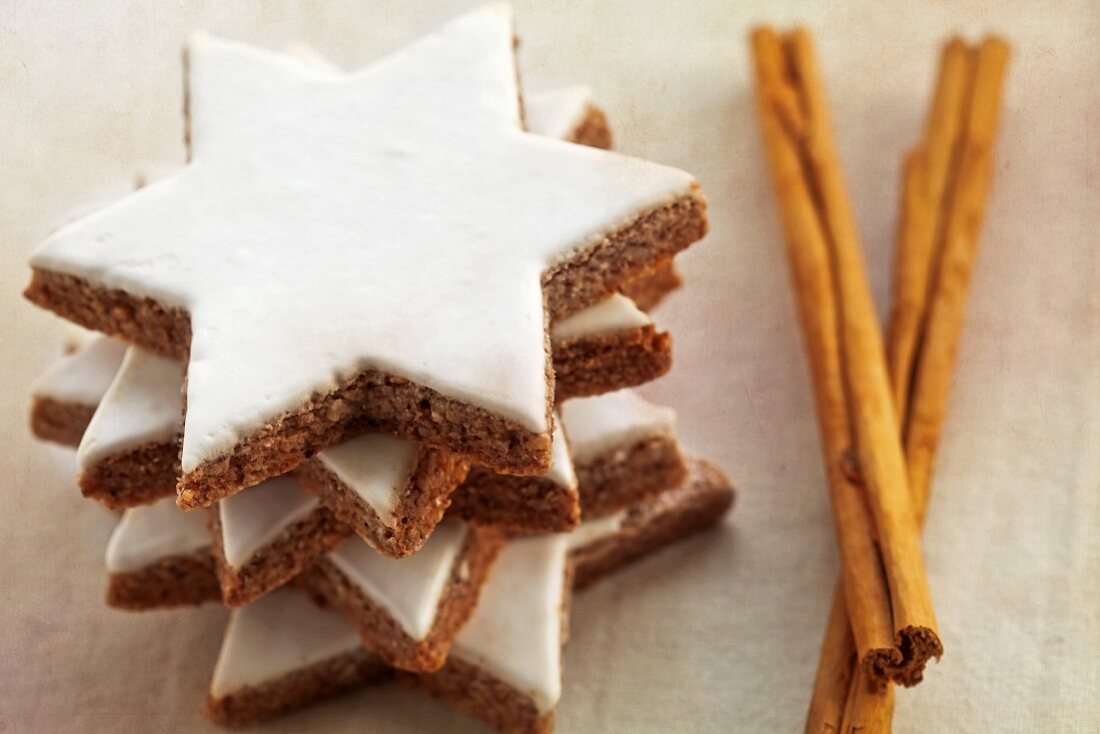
[25,4,706,508]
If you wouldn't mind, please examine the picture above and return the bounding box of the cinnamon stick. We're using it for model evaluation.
[840,666,896,734]
[804,36,1010,733]
[804,588,858,731]
[752,26,942,690]
[907,36,1011,514]
[887,40,975,426]
[751,29,897,686]
[806,594,895,734]
[807,44,979,733]
[787,28,943,684]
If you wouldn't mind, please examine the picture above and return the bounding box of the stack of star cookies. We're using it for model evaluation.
[25,6,736,733]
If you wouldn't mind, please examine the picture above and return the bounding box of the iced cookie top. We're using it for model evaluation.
[31,336,125,407]
[560,388,677,460]
[77,346,183,470]
[217,476,320,568]
[316,434,421,529]
[452,533,569,712]
[30,5,698,475]
[551,293,651,341]
[210,587,365,696]
[329,522,468,640]
[525,84,595,140]
[105,497,210,573]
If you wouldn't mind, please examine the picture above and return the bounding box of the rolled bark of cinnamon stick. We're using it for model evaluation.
[753,26,943,694]
[805,588,858,731]
[803,35,1010,733]
[807,43,978,733]
[752,28,897,685]
[907,37,1011,515]
[841,666,896,734]
[887,40,974,427]
[786,28,943,685]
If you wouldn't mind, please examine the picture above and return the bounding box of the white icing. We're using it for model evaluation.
[566,509,626,551]
[560,389,677,461]
[218,475,319,568]
[550,292,650,341]
[544,420,577,489]
[29,5,698,474]
[210,587,364,697]
[316,434,419,528]
[31,335,125,406]
[105,496,210,573]
[77,346,183,469]
[452,533,569,713]
[284,43,341,72]
[525,85,595,141]
[60,323,100,353]
[329,522,466,641]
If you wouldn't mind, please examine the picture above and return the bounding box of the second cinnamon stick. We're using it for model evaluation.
[752,26,943,689]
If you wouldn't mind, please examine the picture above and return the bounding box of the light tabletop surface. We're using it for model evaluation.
[1,1,1097,732]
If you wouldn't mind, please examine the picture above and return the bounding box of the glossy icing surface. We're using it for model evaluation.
[218,476,319,568]
[31,335,125,406]
[452,533,569,713]
[30,6,698,474]
[329,522,467,640]
[316,434,418,528]
[560,389,677,461]
[210,587,365,697]
[550,292,650,341]
[105,496,210,573]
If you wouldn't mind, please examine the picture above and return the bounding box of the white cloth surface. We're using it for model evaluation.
[0,1,1097,732]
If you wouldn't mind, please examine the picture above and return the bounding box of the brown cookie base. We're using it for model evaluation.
[79,440,178,509]
[401,655,554,734]
[105,550,220,610]
[203,648,390,727]
[540,194,706,322]
[449,433,686,535]
[569,104,682,313]
[448,467,581,533]
[571,457,735,589]
[32,316,666,512]
[620,261,683,311]
[25,191,706,504]
[292,446,469,559]
[297,525,504,673]
[172,366,556,510]
[576,433,687,518]
[29,396,95,447]
[568,103,612,150]
[553,324,671,401]
[39,316,666,515]
[208,503,350,607]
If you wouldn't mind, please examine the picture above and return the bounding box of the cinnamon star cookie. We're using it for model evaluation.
[25,5,706,508]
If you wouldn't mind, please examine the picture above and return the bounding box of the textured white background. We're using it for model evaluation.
[1,1,1098,732]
